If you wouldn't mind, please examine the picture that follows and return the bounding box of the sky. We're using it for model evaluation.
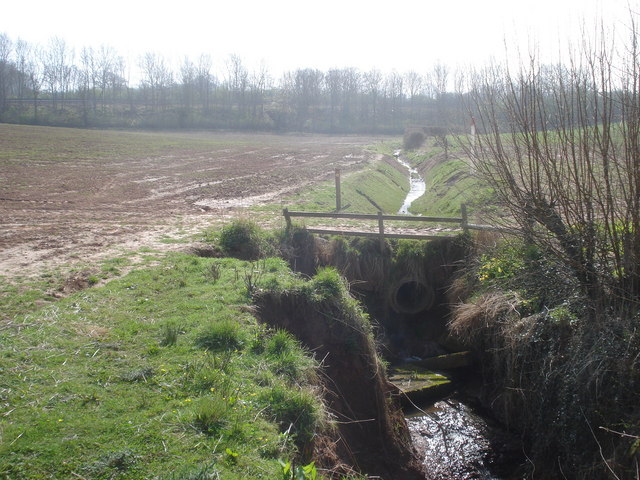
[1,0,635,80]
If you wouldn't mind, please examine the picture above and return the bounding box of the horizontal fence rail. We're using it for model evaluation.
[283,210,463,224]
[282,206,515,245]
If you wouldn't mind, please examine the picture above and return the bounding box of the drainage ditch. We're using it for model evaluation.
[278,233,525,478]
[395,151,426,215]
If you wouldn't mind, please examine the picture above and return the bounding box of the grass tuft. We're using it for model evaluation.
[259,384,322,445]
[188,395,229,435]
[194,317,248,353]
[218,219,275,260]
[160,322,181,346]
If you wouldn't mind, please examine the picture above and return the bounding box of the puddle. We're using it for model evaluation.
[408,399,525,479]
[396,155,426,214]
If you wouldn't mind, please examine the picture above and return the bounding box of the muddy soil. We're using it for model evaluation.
[0,128,380,279]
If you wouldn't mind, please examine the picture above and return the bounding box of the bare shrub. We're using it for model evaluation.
[462,21,640,315]
[402,129,425,150]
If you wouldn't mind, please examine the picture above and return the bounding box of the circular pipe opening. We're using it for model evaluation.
[390,279,434,314]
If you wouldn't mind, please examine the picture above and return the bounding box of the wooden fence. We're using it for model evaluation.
[283,204,512,246]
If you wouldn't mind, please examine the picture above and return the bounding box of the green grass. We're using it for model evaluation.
[285,155,408,214]
[0,254,323,479]
[280,138,491,222]
[410,157,494,217]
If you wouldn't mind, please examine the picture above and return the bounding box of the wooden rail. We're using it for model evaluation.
[283,207,468,247]
[282,205,515,246]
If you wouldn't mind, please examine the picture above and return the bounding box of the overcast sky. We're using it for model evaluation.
[1,0,635,78]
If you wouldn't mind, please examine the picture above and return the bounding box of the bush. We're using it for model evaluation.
[218,219,274,260]
[159,322,180,346]
[403,130,425,150]
[188,395,229,435]
[266,330,316,383]
[307,267,347,301]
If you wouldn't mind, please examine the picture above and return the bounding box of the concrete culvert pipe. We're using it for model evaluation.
[389,278,435,314]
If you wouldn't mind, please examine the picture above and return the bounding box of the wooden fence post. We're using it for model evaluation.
[378,211,385,249]
[283,207,292,229]
[335,168,341,212]
[461,203,469,235]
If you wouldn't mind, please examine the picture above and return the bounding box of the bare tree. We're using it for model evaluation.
[78,46,96,124]
[226,54,248,115]
[325,68,343,130]
[363,69,382,128]
[248,61,270,122]
[340,67,361,127]
[0,33,12,117]
[26,46,44,123]
[180,56,196,111]
[14,39,30,99]
[464,22,640,312]
[96,45,120,111]
[404,70,424,120]
[288,68,324,129]
[139,52,173,111]
[431,63,452,154]
[385,71,404,128]
[43,37,74,111]
[193,54,214,113]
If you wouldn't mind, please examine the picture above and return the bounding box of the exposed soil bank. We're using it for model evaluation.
[254,273,426,479]
[261,231,487,478]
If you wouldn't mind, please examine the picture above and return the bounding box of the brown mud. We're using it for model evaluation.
[0,128,379,279]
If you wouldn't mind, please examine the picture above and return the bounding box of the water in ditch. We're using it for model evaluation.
[396,154,426,214]
[407,397,526,479]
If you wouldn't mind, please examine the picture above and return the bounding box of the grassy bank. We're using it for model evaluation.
[403,145,494,218]
[285,142,408,214]
[0,250,327,479]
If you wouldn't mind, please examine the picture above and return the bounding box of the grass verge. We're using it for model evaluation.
[0,253,324,479]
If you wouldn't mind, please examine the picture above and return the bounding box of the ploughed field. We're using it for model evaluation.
[0,124,377,277]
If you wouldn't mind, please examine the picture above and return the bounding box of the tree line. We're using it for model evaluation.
[0,33,465,133]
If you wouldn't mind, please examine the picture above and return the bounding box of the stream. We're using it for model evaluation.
[396,152,426,215]
[408,398,525,479]
[393,150,524,478]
